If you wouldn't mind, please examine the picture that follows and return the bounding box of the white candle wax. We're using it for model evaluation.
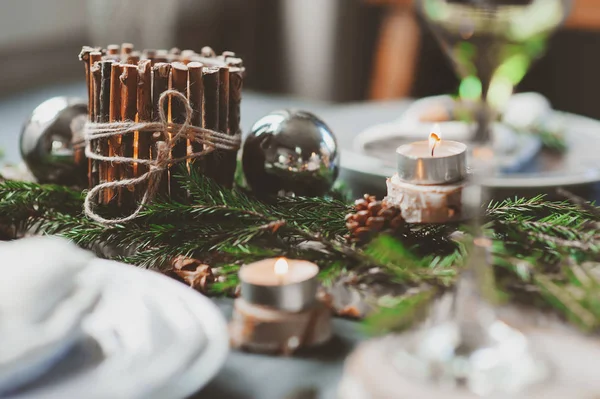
[239,258,318,286]
[239,258,319,312]
[396,140,467,159]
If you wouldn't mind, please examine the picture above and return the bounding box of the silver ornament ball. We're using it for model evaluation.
[242,110,339,197]
[20,97,88,185]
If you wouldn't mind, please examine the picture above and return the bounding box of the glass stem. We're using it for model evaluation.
[451,97,497,333]
[474,96,494,145]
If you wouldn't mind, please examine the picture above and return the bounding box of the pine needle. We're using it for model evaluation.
[0,176,599,333]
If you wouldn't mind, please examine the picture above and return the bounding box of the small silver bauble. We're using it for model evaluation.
[20,97,88,185]
[242,110,339,197]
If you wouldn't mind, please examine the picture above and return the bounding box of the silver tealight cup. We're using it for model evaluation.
[239,258,319,312]
[396,140,467,185]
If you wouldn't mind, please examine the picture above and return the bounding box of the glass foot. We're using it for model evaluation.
[391,317,549,396]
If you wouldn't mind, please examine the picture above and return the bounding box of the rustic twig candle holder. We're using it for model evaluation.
[384,130,468,224]
[79,44,244,211]
[230,258,332,355]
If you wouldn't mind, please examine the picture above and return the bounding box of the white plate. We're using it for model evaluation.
[5,260,229,399]
[338,112,600,192]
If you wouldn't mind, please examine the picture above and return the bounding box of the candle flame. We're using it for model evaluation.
[429,124,442,157]
[274,258,289,276]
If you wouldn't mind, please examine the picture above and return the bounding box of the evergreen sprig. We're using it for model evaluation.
[0,174,599,332]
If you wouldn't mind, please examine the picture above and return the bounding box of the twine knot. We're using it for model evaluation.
[83,89,241,224]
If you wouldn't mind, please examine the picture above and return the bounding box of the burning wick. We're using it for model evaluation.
[428,123,442,157]
[429,132,441,157]
[274,257,289,285]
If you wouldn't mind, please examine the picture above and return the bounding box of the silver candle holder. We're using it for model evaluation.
[239,258,318,312]
[230,258,332,355]
[396,140,467,185]
[385,135,468,224]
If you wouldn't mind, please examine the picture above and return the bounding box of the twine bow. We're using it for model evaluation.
[83,89,241,224]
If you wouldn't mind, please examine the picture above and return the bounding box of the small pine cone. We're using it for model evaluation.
[169,256,215,293]
[354,194,376,211]
[390,214,405,229]
[345,195,405,243]
[171,255,202,270]
[365,216,385,231]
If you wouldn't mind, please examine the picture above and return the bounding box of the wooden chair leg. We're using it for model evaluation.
[369,6,420,100]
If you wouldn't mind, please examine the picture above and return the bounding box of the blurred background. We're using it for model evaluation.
[1,0,600,116]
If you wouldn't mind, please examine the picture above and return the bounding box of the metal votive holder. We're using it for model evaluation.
[239,259,319,313]
[396,140,467,185]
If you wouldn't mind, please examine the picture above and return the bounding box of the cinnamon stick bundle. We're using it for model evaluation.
[107,63,123,205]
[80,44,244,209]
[222,50,236,59]
[214,66,230,186]
[155,50,168,64]
[78,47,98,186]
[152,63,171,198]
[89,63,102,188]
[143,49,157,65]
[225,67,243,188]
[125,51,140,65]
[89,52,103,73]
[107,44,120,55]
[78,47,95,121]
[106,44,120,61]
[121,43,134,55]
[136,60,152,200]
[202,66,220,182]
[170,62,189,201]
[97,60,114,205]
[181,50,197,65]
[187,62,204,176]
[119,64,138,209]
[91,64,102,122]
[189,55,226,68]
[201,46,216,58]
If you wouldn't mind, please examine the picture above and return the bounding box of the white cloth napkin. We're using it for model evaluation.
[0,237,101,395]
[0,238,215,399]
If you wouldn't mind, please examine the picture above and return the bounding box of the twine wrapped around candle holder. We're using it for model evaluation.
[79,43,244,223]
[75,43,245,224]
[83,90,241,224]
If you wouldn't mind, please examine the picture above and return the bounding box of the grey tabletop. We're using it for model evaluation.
[201,299,364,399]
[0,83,382,399]
[7,83,600,399]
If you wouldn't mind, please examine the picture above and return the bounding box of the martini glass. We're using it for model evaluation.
[388,0,571,395]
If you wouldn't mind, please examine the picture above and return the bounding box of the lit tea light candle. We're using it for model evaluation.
[385,124,468,223]
[232,258,331,354]
[239,257,319,312]
[396,124,467,185]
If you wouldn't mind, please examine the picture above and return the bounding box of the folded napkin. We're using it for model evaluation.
[0,237,101,395]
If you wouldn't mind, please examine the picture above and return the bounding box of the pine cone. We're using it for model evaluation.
[168,255,214,293]
[345,194,404,243]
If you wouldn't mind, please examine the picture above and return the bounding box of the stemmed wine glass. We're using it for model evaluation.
[390,0,571,395]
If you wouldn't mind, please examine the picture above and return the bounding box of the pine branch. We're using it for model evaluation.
[363,287,437,334]
[0,181,83,229]
[487,194,580,217]
[275,196,351,238]
[2,176,600,334]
